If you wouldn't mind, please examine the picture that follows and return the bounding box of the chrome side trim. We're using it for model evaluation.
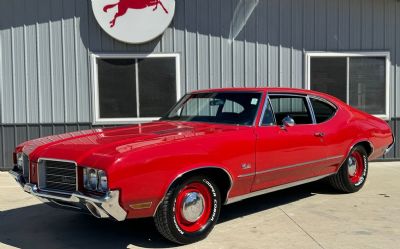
[238,155,343,178]
[153,166,234,216]
[226,173,334,204]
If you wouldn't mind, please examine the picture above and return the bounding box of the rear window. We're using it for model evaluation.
[310,98,336,123]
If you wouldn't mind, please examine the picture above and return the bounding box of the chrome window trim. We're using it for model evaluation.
[308,95,339,124]
[258,94,277,127]
[238,155,343,178]
[306,96,317,124]
[261,93,314,126]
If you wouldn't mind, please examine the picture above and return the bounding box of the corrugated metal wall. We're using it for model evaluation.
[1,0,400,168]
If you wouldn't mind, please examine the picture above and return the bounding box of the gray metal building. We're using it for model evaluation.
[1,0,399,170]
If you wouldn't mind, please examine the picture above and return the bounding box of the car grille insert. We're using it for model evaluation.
[40,160,77,193]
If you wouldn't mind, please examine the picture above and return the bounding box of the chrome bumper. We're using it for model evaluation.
[384,135,395,155]
[9,169,127,221]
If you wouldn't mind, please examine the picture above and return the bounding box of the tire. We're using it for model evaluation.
[154,175,221,244]
[329,145,368,193]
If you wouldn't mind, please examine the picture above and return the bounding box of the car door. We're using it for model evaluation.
[251,93,330,192]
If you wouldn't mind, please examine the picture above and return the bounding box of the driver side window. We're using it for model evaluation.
[267,95,313,125]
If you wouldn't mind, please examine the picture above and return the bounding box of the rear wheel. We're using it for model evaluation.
[329,145,368,193]
[154,175,221,244]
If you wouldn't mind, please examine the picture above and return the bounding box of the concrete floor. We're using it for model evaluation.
[0,162,399,249]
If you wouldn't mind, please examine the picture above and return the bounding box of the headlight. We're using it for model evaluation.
[98,170,108,192]
[16,153,23,171]
[83,168,108,193]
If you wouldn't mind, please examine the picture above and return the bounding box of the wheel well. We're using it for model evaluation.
[355,141,373,156]
[171,168,232,204]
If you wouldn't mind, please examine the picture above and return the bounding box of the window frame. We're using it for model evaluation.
[91,53,181,125]
[305,51,390,120]
[259,93,316,126]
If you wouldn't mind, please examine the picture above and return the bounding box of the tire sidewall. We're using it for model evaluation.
[342,146,368,192]
[168,176,221,244]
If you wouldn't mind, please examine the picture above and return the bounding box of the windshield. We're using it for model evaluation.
[161,92,262,125]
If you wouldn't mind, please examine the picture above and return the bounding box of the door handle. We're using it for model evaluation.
[314,132,325,137]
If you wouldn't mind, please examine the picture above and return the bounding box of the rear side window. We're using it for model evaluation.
[311,98,336,123]
[269,96,313,125]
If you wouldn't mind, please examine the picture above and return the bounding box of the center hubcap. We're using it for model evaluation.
[348,156,357,176]
[181,192,205,223]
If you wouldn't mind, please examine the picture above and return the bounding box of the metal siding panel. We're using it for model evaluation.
[303,0,315,51]
[244,0,257,88]
[220,0,233,88]
[28,125,40,140]
[3,126,15,167]
[314,0,327,50]
[291,0,303,88]
[25,0,39,124]
[50,0,65,123]
[13,0,27,124]
[256,0,268,87]
[232,0,244,87]
[184,0,198,92]
[75,0,91,123]
[0,4,14,124]
[396,0,400,117]
[62,0,77,123]
[279,0,291,88]
[372,0,385,50]
[349,0,361,50]
[15,125,28,147]
[361,0,373,49]
[197,0,210,90]
[40,124,53,137]
[173,0,186,94]
[385,0,396,118]
[208,0,222,89]
[37,0,53,123]
[326,0,339,50]
[267,0,279,87]
[338,0,350,50]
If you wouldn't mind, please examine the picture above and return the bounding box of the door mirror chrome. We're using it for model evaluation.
[282,116,295,128]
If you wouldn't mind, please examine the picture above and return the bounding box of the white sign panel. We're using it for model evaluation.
[91,0,176,44]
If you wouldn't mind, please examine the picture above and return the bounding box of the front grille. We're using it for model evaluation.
[41,160,77,193]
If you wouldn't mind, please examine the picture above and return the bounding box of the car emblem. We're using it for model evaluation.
[241,163,251,170]
[61,176,75,185]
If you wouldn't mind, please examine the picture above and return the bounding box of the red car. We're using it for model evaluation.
[10,88,394,244]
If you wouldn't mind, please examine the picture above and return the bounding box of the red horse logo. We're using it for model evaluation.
[103,0,169,28]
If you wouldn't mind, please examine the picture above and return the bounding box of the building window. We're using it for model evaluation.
[91,54,180,124]
[305,52,390,119]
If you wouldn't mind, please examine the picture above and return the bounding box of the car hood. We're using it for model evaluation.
[21,121,236,165]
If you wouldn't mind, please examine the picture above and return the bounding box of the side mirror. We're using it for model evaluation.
[282,116,295,128]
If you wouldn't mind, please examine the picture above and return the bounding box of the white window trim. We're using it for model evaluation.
[304,51,391,120]
[90,53,181,125]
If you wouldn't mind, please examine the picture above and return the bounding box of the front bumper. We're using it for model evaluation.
[9,169,127,221]
[384,134,396,155]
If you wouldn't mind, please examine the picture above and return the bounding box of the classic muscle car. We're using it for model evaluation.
[10,88,394,244]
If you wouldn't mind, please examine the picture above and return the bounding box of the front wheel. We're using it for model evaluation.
[154,175,221,244]
[329,145,368,193]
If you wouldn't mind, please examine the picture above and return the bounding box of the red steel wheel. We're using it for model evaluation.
[348,150,366,186]
[174,182,212,233]
[154,175,221,244]
[329,145,368,193]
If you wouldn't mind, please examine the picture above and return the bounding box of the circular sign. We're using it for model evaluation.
[91,0,175,44]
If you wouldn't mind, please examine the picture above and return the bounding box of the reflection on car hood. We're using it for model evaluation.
[21,121,238,164]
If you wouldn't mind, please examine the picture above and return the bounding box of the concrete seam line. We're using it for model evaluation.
[279,207,325,249]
